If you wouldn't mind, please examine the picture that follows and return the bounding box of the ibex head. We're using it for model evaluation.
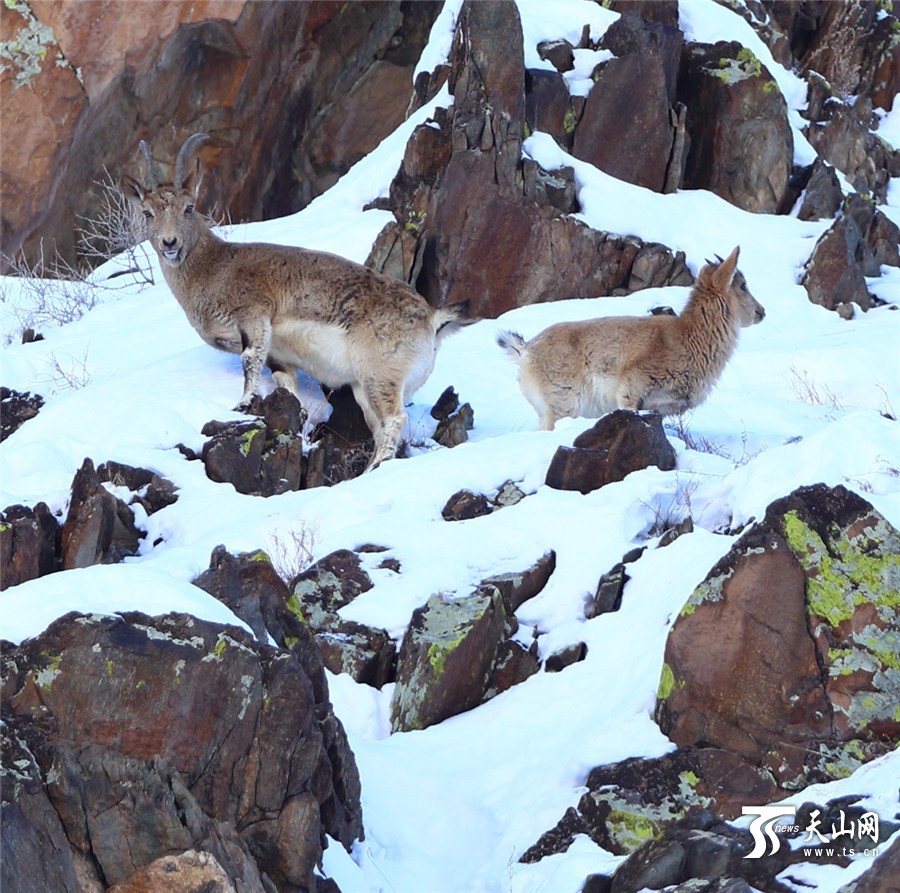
[121,133,209,268]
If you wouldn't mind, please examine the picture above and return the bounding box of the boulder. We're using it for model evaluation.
[442,489,494,521]
[656,484,900,789]
[431,386,475,448]
[0,387,44,442]
[192,544,297,646]
[802,213,873,312]
[803,192,899,312]
[481,550,556,614]
[60,457,143,569]
[288,548,396,687]
[796,158,843,222]
[97,460,179,517]
[678,41,794,214]
[0,501,60,590]
[201,388,307,495]
[546,411,676,495]
[390,586,507,732]
[1,610,363,890]
[572,12,683,193]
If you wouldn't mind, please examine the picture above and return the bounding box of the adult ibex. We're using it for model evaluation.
[122,133,463,470]
[497,247,764,429]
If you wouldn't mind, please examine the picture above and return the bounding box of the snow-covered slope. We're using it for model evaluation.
[2,2,899,891]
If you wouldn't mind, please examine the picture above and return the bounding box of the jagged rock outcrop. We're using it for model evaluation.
[0,387,44,441]
[200,388,307,495]
[770,0,900,113]
[805,94,900,204]
[802,194,900,312]
[1,458,177,591]
[656,484,900,790]
[545,410,677,495]
[0,500,60,590]
[1,1,440,272]
[289,549,398,688]
[367,0,694,317]
[1,610,363,892]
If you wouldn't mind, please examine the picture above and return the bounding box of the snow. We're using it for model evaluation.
[2,1,899,891]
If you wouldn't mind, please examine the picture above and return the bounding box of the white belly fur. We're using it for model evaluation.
[270,319,354,388]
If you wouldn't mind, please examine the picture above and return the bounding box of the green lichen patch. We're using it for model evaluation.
[34,654,62,691]
[780,509,900,627]
[658,663,676,701]
[708,47,763,85]
[240,425,263,457]
[0,0,75,89]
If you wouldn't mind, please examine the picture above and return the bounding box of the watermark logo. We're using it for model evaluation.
[742,806,880,860]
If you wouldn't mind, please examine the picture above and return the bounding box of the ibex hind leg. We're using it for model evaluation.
[355,379,407,472]
[268,357,301,399]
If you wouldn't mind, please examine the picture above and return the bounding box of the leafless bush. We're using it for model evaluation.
[33,345,93,393]
[2,242,102,343]
[787,364,843,411]
[77,167,156,288]
[665,413,727,457]
[265,522,320,586]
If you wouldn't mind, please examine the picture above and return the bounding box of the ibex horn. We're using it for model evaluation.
[139,140,159,191]
[173,133,210,189]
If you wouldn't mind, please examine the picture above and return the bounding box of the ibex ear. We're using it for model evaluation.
[711,245,740,289]
[120,174,147,207]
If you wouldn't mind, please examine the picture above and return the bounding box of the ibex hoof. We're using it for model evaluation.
[234,395,264,416]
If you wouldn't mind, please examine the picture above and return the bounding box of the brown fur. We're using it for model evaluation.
[497,246,764,429]
[122,135,462,470]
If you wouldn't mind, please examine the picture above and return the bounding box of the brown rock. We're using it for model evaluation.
[0,387,44,442]
[805,94,900,203]
[796,158,843,222]
[390,587,507,732]
[678,41,794,214]
[371,0,693,317]
[60,457,142,568]
[481,550,556,614]
[108,850,237,893]
[0,501,60,590]
[657,484,900,789]
[545,411,676,495]
[802,212,873,311]
[2,610,362,889]
[442,489,493,521]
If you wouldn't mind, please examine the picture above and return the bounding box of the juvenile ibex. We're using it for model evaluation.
[122,134,463,470]
[497,247,764,429]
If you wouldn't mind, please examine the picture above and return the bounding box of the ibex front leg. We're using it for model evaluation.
[235,317,272,411]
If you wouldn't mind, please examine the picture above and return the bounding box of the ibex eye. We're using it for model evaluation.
[143,210,153,220]
[184,205,194,216]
